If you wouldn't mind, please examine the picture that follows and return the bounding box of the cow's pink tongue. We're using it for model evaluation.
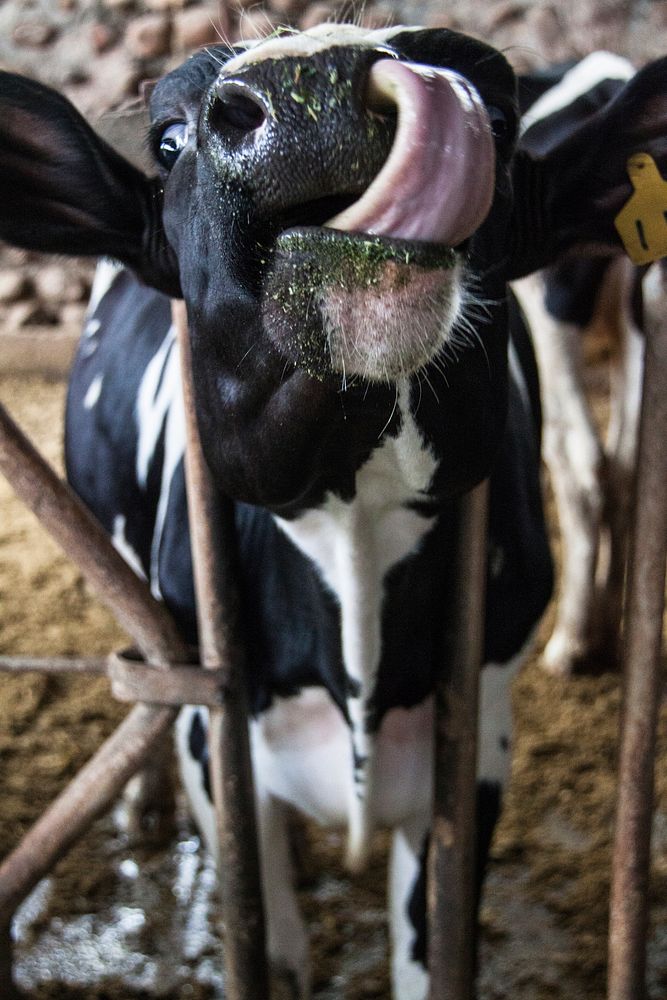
[327,59,496,246]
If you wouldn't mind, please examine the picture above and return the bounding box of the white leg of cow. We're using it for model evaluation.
[258,792,311,1000]
[478,657,519,793]
[602,258,644,657]
[389,812,430,1000]
[176,708,310,997]
[513,274,604,675]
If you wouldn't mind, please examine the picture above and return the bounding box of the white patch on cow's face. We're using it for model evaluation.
[274,379,437,865]
[520,51,634,133]
[224,23,416,74]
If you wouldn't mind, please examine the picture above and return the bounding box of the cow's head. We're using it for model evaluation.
[0,26,664,512]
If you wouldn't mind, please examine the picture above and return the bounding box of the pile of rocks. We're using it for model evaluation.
[0,253,90,333]
[1,0,663,121]
[0,248,93,375]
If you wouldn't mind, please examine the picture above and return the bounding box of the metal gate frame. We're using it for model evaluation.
[0,301,269,1000]
[0,274,663,999]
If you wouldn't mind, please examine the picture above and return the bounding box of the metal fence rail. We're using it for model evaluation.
[608,261,667,1000]
[0,302,269,999]
[429,481,488,1000]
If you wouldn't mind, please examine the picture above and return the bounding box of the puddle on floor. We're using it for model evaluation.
[14,804,225,999]
[9,803,667,999]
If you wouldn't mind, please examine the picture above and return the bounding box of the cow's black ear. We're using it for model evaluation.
[0,71,179,295]
[509,56,667,278]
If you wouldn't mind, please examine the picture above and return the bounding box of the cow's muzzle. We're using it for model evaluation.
[204,48,495,252]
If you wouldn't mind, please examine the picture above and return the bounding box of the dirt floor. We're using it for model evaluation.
[0,370,666,1000]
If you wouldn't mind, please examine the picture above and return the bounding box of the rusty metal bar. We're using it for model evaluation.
[608,262,667,1000]
[428,479,489,1000]
[173,301,269,1000]
[0,652,227,705]
[108,649,227,706]
[0,703,177,926]
[0,398,191,993]
[0,655,108,674]
[0,400,188,666]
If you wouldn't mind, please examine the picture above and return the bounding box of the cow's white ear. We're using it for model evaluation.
[509,55,667,278]
[0,72,179,295]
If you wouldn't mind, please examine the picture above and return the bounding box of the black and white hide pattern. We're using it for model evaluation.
[514,53,667,676]
[0,24,665,999]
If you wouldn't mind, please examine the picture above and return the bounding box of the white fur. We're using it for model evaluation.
[274,379,436,866]
[478,654,523,787]
[513,255,646,675]
[83,373,103,410]
[175,708,219,857]
[520,51,634,134]
[134,327,187,600]
[86,259,123,316]
[513,53,643,674]
[389,815,430,1000]
[224,24,419,74]
[111,514,147,581]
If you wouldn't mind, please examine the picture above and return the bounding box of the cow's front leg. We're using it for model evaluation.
[258,792,311,999]
[602,258,644,661]
[387,658,517,1000]
[177,709,310,996]
[389,812,430,1000]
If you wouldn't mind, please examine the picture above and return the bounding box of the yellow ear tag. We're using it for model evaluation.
[614,153,667,265]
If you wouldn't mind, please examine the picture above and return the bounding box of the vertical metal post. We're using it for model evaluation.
[173,301,269,1000]
[428,479,489,1000]
[608,262,667,1000]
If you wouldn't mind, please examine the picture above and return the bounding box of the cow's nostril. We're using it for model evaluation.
[211,83,267,134]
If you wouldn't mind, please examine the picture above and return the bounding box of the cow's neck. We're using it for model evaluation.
[275,379,437,867]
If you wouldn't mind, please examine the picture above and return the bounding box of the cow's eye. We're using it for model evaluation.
[158,121,189,168]
[487,106,509,141]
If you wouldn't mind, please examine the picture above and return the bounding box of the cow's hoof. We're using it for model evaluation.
[541,632,580,677]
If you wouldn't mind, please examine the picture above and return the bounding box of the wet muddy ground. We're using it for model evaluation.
[0,371,666,999]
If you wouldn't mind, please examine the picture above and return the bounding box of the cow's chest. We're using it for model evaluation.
[252,689,434,828]
[259,383,438,832]
[178,383,444,852]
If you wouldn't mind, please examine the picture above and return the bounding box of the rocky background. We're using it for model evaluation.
[0,0,665,362]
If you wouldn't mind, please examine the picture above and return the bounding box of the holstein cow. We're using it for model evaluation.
[0,24,665,998]
[514,53,664,676]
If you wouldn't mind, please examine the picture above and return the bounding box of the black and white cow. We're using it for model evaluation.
[514,52,666,676]
[0,23,665,998]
